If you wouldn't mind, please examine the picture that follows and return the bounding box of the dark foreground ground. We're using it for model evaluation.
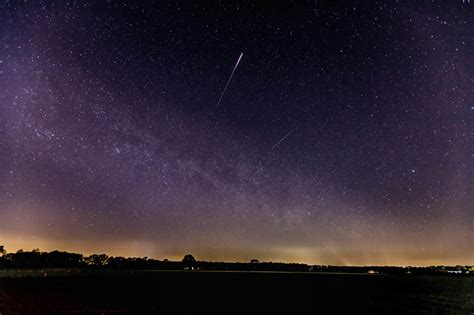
[0,270,473,314]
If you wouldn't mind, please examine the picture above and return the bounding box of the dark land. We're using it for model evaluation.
[1,249,473,314]
[1,270,474,314]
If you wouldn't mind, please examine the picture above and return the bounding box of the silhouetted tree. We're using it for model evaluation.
[85,254,109,267]
[182,254,197,269]
[10,249,42,268]
[107,256,127,269]
[43,251,84,268]
[0,246,6,268]
[182,254,196,264]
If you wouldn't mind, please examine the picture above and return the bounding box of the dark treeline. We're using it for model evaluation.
[0,246,472,275]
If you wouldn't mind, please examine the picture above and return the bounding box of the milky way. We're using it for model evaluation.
[0,1,472,265]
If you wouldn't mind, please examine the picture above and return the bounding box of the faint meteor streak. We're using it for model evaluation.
[216,52,243,108]
[272,125,300,150]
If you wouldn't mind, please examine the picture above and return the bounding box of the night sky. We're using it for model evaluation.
[1,1,472,266]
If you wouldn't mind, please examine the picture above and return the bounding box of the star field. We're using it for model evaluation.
[0,1,472,265]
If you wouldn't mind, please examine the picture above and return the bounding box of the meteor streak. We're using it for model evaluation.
[216,52,243,108]
[272,125,300,150]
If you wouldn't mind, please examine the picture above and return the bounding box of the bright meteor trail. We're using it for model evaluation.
[216,52,243,108]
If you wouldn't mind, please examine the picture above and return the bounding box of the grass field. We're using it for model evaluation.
[0,270,473,314]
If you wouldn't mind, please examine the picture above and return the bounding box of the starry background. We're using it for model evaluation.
[0,1,472,266]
